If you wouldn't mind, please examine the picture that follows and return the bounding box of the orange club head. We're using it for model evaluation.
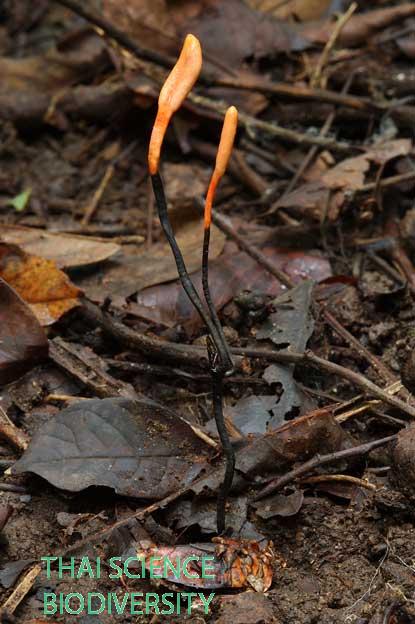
[148,34,202,175]
[204,106,238,229]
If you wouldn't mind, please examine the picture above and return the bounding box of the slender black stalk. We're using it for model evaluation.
[202,226,233,374]
[151,171,235,532]
[208,342,235,534]
[151,172,230,372]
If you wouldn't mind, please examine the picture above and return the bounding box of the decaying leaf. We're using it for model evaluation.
[0,28,109,94]
[301,3,415,47]
[12,398,212,499]
[80,203,225,302]
[192,408,352,496]
[252,489,304,520]
[137,537,275,591]
[166,496,263,539]
[104,0,303,68]
[274,140,412,221]
[134,247,331,329]
[0,278,48,386]
[1,225,120,270]
[0,243,81,325]
[248,0,335,22]
[257,280,315,351]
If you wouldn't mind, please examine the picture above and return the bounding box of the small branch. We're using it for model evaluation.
[253,434,397,501]
[300,474,376,491]
[189,92,354,153]
[50,0,173,68]
[0,564,42,619]
[310,3,357,89]
[80,300,415,420]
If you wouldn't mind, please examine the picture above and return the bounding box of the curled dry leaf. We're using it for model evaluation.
[274,139,412,222]
[137,537,275,592]
[0,243,81,326]
[0,278,48,386]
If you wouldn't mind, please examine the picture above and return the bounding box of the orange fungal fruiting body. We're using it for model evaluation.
[204,106,238,229]
[148,34,202,175]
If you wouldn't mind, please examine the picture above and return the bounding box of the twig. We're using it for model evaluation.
[80,300,415,419]
[323,309,396,384]
[310,3,357,89]
[188,92,354,153]
[300,473,376,491]
[0,407,29,452]
[359,170,415,193]
[0,564,42,619]
[253,434,397,500]
[50,0,174,68]
[49,336,137,399]
[81,163,114,225]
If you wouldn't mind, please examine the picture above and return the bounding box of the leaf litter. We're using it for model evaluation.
[1,1,415,622]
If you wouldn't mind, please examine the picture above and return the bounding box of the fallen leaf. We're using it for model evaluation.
[104,0,303,67]
[12,398,212,499]
[301,4,415,47]
[0,278,48,386]
[248,0,335,22]
[0,243,81,325]
[192,407,352,496]
[137,537,274,591]
[1,225,120,270]
[252,489,304,519]
[166,496,263,539]
[257,280,315,351]
[0,29,108,94]
[79,202,225,302]
[322,154,370,191]
[274,140,412,221]
[133,246,331,330]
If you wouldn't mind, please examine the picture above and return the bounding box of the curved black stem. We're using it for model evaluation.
[202,226,233,375]
[151,171,235,532]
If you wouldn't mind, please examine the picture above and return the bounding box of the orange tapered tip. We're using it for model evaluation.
[204,106,238,228]
[215,106,238,177]
[148,34,202,175]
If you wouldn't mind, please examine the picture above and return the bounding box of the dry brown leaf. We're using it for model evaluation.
[78,201,225,302]
[301,3,415,47]
[248,0,333,22]
[0,243,81,326]
[1,225,120,269]
[275,139,412,221]
[0,30,108,94]
[322,154,370,191]
[104,0,299,68]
